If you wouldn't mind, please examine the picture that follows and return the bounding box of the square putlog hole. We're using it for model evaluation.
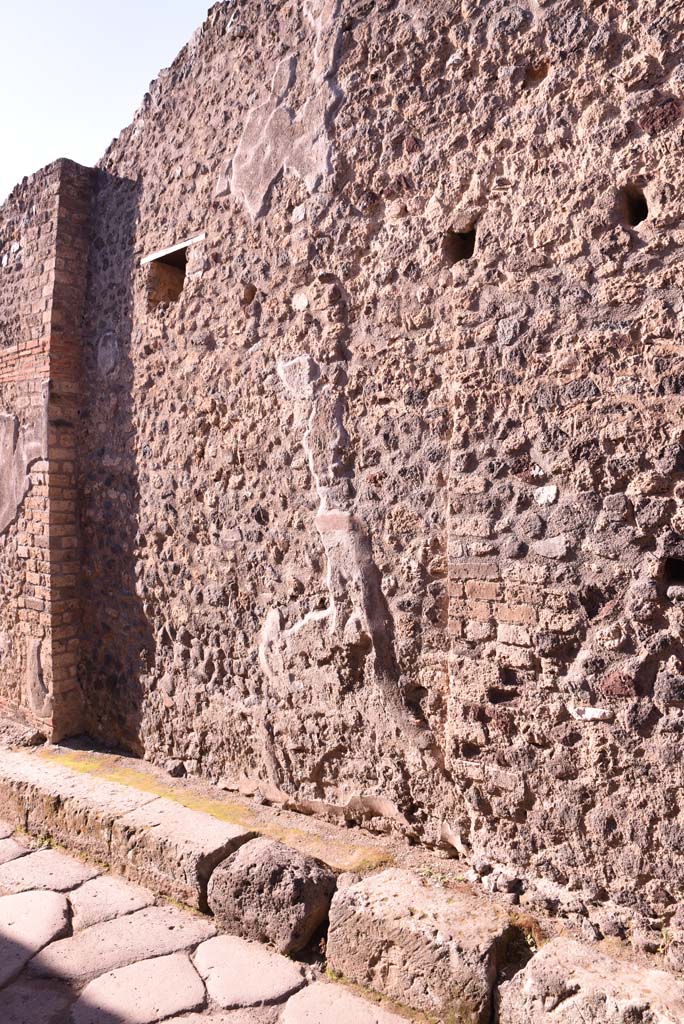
[442,226,477,266]
[664,557,684,586]
[620,185,648,227]
[146,257,186,307]
[141,232,205,310]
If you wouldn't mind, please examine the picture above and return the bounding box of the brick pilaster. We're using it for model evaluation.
[0,159,93,740]
[45,162,94,739]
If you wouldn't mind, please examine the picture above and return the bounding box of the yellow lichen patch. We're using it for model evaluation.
[38,747,395,873]
[255,824,395,874]
[37,748,261,827]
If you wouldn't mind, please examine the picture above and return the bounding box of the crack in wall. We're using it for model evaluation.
[257,351,446,820]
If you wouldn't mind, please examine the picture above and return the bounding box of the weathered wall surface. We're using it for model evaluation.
[0,167,56,724]
[1,0,676,934]
[0,393,48,722]
[0,167,56,351]
[0,160,93,738]
[79,1,452,834]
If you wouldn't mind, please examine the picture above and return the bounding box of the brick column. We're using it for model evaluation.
[46,162,94,739]
[0,159,93,740]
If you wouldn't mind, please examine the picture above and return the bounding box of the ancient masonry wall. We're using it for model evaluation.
[0,159,93,739]
[2,0,684,933]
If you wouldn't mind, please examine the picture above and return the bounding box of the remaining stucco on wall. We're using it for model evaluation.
[0,411,46,535]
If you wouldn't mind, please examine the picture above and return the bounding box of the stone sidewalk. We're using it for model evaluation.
[0,824,405,1024]
[3,745,684,1023]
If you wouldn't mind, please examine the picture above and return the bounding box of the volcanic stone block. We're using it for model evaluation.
[29,904,215,983]
[72,953,206,1024]
[326,868,517,1023]
[193,934,305,1008]
[0,890,70,987]
[497,937,684,1022]
[207,837,337,953]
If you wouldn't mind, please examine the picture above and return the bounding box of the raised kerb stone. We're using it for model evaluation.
[110,797,255,909]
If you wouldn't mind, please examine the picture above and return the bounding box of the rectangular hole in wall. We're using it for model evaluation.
[664,557,684,586]
[141,232,205,308]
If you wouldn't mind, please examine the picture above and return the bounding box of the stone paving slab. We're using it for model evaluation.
[0,889,70,987]
[194,934,305,1008]
[0,848,101,894]
[0,977,74,1024]
[0,837,29,865]
[69,874,155,931]
[72,953,207,1024]
[281,982,409,1024]
[29,904,216,983]
[111,797,255,909]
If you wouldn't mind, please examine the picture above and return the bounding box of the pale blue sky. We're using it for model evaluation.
[0,0,213,202]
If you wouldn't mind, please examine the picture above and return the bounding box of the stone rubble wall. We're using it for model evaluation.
[2,0,684,939]
[0,166,59,726]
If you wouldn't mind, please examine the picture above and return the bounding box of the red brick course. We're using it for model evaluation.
[0,160,93,739]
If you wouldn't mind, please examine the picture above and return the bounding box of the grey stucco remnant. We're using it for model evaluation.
[0,410,46,536]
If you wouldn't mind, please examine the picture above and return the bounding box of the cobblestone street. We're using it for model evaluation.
[0,823,403,1024]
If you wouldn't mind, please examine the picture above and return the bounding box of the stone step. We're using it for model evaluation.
[110,795,255,910]
[327,868,525,1024]
[0,750,254,908]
